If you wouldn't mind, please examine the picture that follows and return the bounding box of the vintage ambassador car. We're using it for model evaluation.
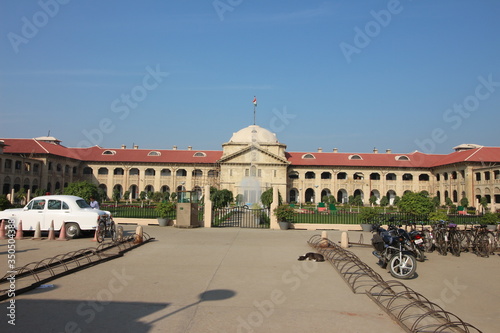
[0,195,113,238]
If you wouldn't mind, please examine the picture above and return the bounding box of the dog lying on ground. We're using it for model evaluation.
[297,252,325,262]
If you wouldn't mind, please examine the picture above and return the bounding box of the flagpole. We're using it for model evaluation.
[253,104,256,125]
[252,96,257,125]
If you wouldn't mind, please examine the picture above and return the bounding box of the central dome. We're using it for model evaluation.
[229,125,279,144]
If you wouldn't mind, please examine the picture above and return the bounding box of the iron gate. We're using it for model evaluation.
[212,206,270,228]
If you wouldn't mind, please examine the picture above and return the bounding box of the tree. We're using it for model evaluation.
[359,207,378,223]
[350,195,363,206]
[112,188,121,202]
[64,181,99,202]
[431,196,440,209]
[260,188,282,208]
[380,196,389,207]
[393,196,401,206]
[397,191,434,216]
[460,197,469,208]
[152,191,164,202]
[235,194,244,205]
[0,195,12,210]
[211,189,233,209]
[123,191,130,200]
[15,188,27,204]
[479,196,488,213]
[139,191,147,201]
[369,195,378,206]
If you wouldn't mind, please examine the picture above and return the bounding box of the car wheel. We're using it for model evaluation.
[65,222,82,239]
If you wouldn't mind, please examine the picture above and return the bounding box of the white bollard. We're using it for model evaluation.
[340,231,349,248]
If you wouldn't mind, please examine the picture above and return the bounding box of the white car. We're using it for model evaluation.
[0,195,113,238]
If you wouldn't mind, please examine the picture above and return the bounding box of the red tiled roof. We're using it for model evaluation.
[2,138,500,167]
[1,138,222,164]
[285,151,445,168]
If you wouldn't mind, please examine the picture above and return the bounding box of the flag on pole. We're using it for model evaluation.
[252,96,257,107]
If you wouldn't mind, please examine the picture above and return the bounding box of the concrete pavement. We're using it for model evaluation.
[1,226,498,332]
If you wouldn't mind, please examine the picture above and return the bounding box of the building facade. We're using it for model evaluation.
[1,126,499,211]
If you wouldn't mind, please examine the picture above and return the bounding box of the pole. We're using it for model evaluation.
[253,105,256,125]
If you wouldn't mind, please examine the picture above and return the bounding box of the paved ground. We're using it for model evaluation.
[1,226,499,333]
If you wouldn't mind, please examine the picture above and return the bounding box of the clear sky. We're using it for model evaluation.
[1,0,499,155]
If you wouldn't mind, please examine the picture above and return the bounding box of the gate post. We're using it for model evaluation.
[270,185,279,230]
[203,185,212,228]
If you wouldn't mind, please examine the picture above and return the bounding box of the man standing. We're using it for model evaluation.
[89,196,99,209]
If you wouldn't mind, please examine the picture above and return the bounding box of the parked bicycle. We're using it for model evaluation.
[97,219,117,243]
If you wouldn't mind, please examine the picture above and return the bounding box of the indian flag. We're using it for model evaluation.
[252,96,257,106]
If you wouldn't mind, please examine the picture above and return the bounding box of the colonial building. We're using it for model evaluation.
[1,125,499,211]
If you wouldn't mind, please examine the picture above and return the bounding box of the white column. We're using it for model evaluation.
[203,185,212,228]
[270,185,279,229]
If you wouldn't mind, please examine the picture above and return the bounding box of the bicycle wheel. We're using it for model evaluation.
[475,233,490,258]
[97,222,106,243]
[485,231,496,255]
[422,230,434,252]
[449,231,461,257]
[435,230,448,256]
[459,230,471,253]
[109,222,117,242]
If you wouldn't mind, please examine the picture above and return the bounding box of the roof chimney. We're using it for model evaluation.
[317,147,323,153]
[133,145,139,149]
[172,145,177,150]
[121,145,126,149]
[188,146,192,151]
[373,148,378,154]
[333,148,338,153]
[386,149,392,154]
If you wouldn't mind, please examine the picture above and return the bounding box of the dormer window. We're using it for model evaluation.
[193,152,206,157]
[349,154,362,160]
[148,151,161,156]
[302,153,315,159]
[396,155,410,161]
[102,150,116,155]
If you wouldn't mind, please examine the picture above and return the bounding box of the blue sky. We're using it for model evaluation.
[1,0,499,154]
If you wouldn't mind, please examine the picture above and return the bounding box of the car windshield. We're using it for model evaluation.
[76,199,91,208]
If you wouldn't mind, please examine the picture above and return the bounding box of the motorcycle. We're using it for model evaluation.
[407,226,426,262]
[371,224,418,279]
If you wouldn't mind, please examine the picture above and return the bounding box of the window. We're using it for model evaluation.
[145,168,156,176]
[148,151,161,156]
[48,200,62,210]
[192,169,203,177]
[305,171,315,179]
[102,150,116,155]
[193,152,206,157]
[176,169,187,177]
[4,159,12,169]
[484,172,491,181]
[475,172,481,181]
[30,199,46,210]
[396,155,410,161]
[337,172,347,180]
[98,168,109,175]
[402,173,413,181]
[321,172,332,179]
[208,170,218,177]
[353,172,364,180]
[349,155,362,160]
[288,172,299,179]
[370,173,380,180]
[15,161,22,170]
[114,168,124,175]
[419,174,430,181]
[302,154,315,159]
[160,169,171,176]
[386,173,396,181]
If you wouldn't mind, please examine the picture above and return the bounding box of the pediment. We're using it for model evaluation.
[218,145,289,165]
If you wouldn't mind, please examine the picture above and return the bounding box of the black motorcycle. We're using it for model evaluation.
[371,224,418,279]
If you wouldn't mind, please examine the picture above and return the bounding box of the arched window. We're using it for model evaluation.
[386,173,396,181]
[402,173,413,181]
[288,171,299,179]
[305,171,315,179]
[321,172,331,179]
[337,172,347,180]
[98,167,109,175]
[176,169,187,177]
[114,168,124,175]
[370,173,380,180]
